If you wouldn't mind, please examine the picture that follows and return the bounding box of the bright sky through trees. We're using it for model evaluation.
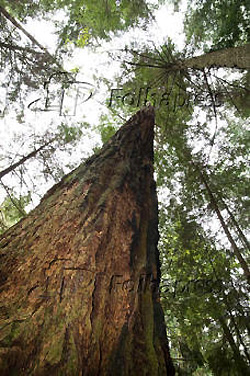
[0,1,186,203]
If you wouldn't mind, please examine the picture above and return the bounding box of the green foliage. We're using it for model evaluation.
[2,0,155,47]
[0,192,31,234]
[99,124,117,144]
[96,114,120,144]
[184,0,250,50]
[159,204,249,375]
[58,122,83,144]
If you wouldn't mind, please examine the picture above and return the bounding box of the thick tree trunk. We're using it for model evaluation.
[0,106,174,375]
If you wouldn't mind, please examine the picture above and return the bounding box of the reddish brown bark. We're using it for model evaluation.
[0,106,174,375]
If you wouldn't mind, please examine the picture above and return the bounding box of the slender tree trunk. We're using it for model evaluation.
[219,195,250,252]
[194,164,250,284]
[0,6,55,63]
[228,312,250,364]
[218,317,250,374]
[0,42,44,55]
[0,138,56,180]
[0,6,66,72]
[211,265,250,365]
[0,107,174,375]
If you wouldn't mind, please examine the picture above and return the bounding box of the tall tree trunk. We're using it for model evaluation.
[219,195,250,252]
[127,44,250,71]
[0,106,174,375]
[183,44,250,70]
[193,163,250,284]
[218,316,250,374]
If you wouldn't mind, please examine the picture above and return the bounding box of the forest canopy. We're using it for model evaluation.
[0,1,249,374]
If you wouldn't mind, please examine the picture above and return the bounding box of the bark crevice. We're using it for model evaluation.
[0,106,174,375]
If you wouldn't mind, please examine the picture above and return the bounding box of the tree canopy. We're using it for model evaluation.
[0,0,249,374]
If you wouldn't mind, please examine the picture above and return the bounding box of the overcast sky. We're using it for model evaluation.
[0,1,188,204]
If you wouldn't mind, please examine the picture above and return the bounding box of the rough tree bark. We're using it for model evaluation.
[0,106,175,375]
